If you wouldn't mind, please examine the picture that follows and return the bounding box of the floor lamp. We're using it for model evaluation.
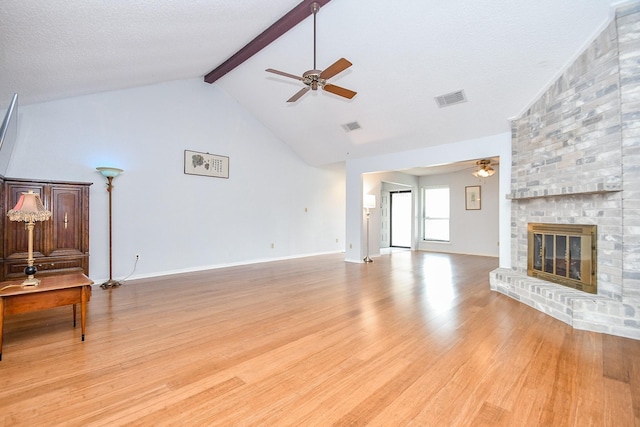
[97,167,123,289]
[363,194,376,263]
[7,191,52,287]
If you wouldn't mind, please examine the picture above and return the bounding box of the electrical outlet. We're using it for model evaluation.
[135,254,140,260]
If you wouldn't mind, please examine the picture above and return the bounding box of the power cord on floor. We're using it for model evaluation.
[117,256,139,285]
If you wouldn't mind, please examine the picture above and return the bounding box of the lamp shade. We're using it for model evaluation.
[7,191,52,222]
[363,194,376,209]
[473,167,495,178]
[96,166,123,178]
[472,159,495,178]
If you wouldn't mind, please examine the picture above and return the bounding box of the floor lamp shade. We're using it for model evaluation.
[7,190,52,286]
[97,167,123,178]
[364,194,376,209]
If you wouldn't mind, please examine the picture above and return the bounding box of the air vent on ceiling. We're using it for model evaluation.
[435,90,467,108]
[342,121,361,132]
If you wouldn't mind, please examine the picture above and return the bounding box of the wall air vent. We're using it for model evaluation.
[435,90,467,108]
[342,121,361,132]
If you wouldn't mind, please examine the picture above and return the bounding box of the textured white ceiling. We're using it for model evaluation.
[0,0,622,166]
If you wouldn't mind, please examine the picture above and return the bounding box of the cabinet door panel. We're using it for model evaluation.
[4,183,47,259]
[50,186,84,257]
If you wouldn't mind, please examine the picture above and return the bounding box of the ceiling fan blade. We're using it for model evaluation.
[287,86,310,102]
[323,84,356,100]
[266,68,303,81]
[319,58,352,80]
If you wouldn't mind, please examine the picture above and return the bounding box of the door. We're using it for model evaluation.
[390,190,412,248]
[50,185,86,257]
[380,192,390,248]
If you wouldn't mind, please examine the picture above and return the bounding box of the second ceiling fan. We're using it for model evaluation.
[266,2,356,103]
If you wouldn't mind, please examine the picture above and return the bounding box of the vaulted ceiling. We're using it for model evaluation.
[0,0,620,166]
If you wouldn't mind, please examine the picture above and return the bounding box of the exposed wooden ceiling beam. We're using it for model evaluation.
[204,0,331,84]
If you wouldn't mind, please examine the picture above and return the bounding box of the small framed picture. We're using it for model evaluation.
[465,185,481,210]
[184,150,229,179]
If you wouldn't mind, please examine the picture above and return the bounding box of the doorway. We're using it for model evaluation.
[390,190,412,248]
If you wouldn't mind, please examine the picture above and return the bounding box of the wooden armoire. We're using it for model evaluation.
[0,176,91,282]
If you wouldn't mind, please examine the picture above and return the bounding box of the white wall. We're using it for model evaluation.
[345,133,512,267]
[358,166,500,259]
[419,166,500,257]
[7,78,346,283]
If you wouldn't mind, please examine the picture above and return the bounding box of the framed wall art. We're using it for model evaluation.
[465,185,481,210]
[184,150,229,179]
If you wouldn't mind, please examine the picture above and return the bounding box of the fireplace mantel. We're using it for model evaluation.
[507,183,622,200]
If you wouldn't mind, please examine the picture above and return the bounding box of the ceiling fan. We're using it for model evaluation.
[266,2,356,103]
[473,159,497,178]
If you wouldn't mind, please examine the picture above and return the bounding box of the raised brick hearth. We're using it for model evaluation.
[490,269,638,338]
[490,2,640,340]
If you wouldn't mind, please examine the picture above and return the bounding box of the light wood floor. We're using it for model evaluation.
[0,251,638,426]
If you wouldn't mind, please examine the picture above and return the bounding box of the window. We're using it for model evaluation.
[423,186,450,241]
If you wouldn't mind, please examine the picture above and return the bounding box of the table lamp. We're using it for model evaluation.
[7,190,52,286]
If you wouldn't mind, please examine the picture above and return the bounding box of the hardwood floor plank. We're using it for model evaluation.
[0,252,638,426]
[604,377,635,427]
[603,332,631,382]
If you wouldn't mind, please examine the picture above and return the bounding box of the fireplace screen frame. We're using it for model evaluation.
[527,223,597,294]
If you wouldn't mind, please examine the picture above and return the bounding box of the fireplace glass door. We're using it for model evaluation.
[527,224,596,294]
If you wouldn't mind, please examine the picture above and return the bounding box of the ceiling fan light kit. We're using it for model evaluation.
[266,1,356,102]
[473,159,495,178]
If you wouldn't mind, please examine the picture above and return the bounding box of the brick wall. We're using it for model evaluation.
[491,2,640,340]
[620,3,640,302]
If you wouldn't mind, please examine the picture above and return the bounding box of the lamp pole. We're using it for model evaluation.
[364,208,373,263]
[363,194,376,263]
[97,167,123,289]
[104,176,117,288]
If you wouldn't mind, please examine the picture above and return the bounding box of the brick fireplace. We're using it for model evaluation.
[490,2,640,340]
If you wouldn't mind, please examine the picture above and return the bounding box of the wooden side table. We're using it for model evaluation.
[0,273,93,361]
